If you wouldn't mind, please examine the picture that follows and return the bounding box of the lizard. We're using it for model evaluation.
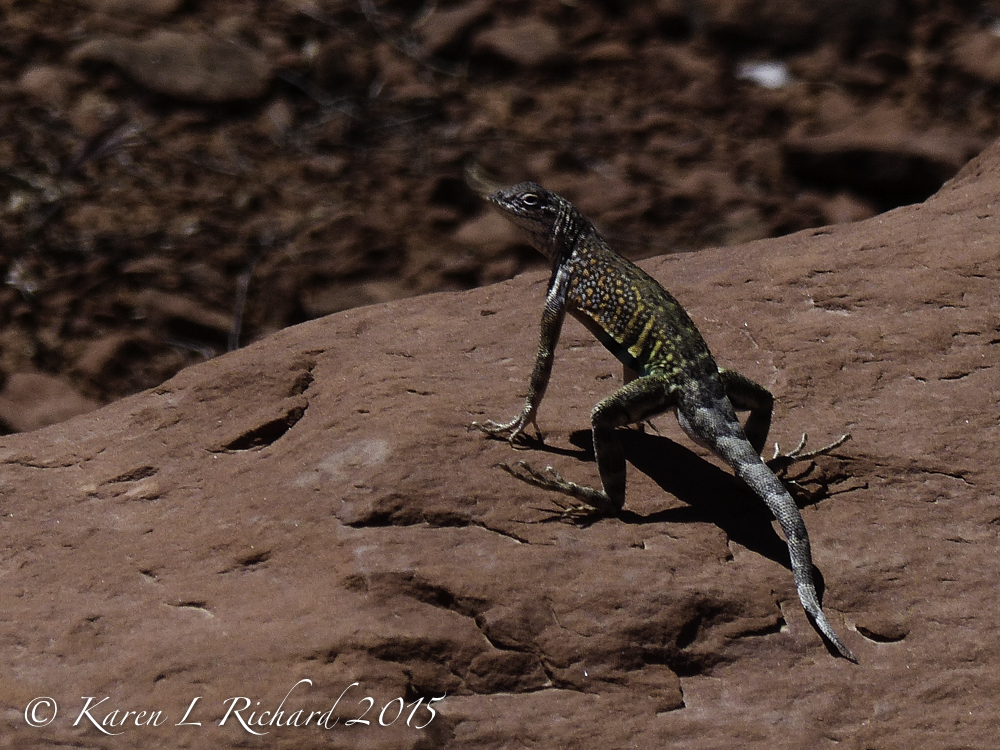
[468,171,856,662]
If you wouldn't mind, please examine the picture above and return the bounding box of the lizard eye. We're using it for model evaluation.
[521,193,540,208]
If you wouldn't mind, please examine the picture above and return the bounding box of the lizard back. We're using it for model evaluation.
[563,236,718,384]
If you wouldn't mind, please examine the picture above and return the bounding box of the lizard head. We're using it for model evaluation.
[484,182,583,261]
[464,163,589,261]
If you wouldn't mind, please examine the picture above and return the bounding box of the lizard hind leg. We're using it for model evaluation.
[767,432,851,475]
[717,368,851,470]
[718,367,774,455]
[624,364,661,434]
[499,460,619,517]
[501,374,678,518]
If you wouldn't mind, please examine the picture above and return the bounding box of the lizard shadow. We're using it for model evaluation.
[540,428,832,598]
[523,427,845,656]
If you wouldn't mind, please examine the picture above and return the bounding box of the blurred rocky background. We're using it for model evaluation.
[0,0,997,431]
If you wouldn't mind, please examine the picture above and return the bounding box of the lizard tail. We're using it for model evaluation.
[722,437,858,662]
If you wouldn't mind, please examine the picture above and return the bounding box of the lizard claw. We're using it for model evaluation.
[471,416,545,447]
[542,496,599,521]
[497,461,613,521]
[768,432,850,473]
[497,459,559,486]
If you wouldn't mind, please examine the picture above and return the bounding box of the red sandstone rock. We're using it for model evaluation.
[2,140,1000,747]
[419,0,493,55]
[473,19,562,67]
[82,0,182,16]
[951,28,1000,84]
[71,31,272,102]
[0,372,101,432]
[784,105,984,208]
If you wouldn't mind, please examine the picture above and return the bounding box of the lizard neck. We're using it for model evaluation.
[543,203,595,265]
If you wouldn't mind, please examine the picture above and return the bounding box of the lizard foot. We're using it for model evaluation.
[497,460,615,519]
[471,416,545,449]
[767,432,851,474]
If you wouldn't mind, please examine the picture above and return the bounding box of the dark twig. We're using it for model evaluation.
[228,229,276,351]
[67,114,145,175]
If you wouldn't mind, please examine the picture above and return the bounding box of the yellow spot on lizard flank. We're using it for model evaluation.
[628,317,657,359]
[625,306,643,333]
[648,340,662,362]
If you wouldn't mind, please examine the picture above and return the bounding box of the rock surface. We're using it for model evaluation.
[2,140,1000,747]
[81,0,183,17]
[71,31,272,102]
[0,372,101,433]
[472,19,563,67]
[784,105,981,209]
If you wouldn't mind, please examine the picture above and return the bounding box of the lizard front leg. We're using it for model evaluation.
[473,268,569,444]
